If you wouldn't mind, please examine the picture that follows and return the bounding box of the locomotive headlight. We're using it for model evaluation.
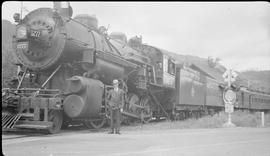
[16,26,27,39]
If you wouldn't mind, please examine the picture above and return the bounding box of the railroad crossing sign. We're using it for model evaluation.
[223,89,236,113]
[223,69,237,87]
[223,88,236,104]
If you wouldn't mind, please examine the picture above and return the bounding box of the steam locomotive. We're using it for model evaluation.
[2,2,270,133]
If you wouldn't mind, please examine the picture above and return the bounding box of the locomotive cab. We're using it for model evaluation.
[162,54,176,88]
[139,44,176,88]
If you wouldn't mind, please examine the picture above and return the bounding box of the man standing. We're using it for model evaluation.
[107,79,125,134]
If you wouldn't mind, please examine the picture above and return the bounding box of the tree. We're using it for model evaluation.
[2,20,17,88]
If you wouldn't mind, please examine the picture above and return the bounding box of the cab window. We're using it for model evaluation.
[156,61,162,72]
[168,59,175,75]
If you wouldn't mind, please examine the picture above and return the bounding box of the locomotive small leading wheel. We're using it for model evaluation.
[48,110,63,134]
[84,118,106,129]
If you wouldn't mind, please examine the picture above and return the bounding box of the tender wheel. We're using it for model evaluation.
[48,110,63,134]
[84,118,106,129]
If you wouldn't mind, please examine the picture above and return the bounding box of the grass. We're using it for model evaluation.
[121,111,270,131]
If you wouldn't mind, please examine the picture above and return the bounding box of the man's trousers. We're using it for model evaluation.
[110,108,121,132]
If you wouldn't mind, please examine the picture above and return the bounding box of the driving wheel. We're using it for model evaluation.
[139,95,153,123]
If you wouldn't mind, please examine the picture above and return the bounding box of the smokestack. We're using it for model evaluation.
[53,2,73,18]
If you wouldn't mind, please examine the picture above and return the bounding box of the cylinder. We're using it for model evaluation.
[63,76,104,118]
[63,94,85,118]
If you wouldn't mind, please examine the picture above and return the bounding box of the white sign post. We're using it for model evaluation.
[261,112,265,127]
[222,69,237,128]
[223,92,236,127]
[225,102,234,113]
[224,102,234,126]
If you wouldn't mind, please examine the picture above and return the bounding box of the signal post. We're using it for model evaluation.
[222,69,237,127]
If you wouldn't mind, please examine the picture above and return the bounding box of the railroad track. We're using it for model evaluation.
[2,117,166,139]
[2,129,49,140]
[2,123,109,140]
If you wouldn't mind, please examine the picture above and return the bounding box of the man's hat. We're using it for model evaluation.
[113,79,119,84]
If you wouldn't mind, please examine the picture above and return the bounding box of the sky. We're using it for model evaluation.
[2,1,270,72]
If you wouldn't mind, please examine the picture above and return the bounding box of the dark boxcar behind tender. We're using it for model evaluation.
[175,67,206,108]
[205,77,223,108]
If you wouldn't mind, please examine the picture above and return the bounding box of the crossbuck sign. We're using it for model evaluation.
[222,69,238,87]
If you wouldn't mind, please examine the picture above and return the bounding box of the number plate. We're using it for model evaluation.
[30,29,41,37]
[17,42,28,49]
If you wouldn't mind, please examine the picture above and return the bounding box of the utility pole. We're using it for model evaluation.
[20,2,23,20]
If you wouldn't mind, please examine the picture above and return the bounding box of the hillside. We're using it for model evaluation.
[239,70,270,92]
[2,19,17,88]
